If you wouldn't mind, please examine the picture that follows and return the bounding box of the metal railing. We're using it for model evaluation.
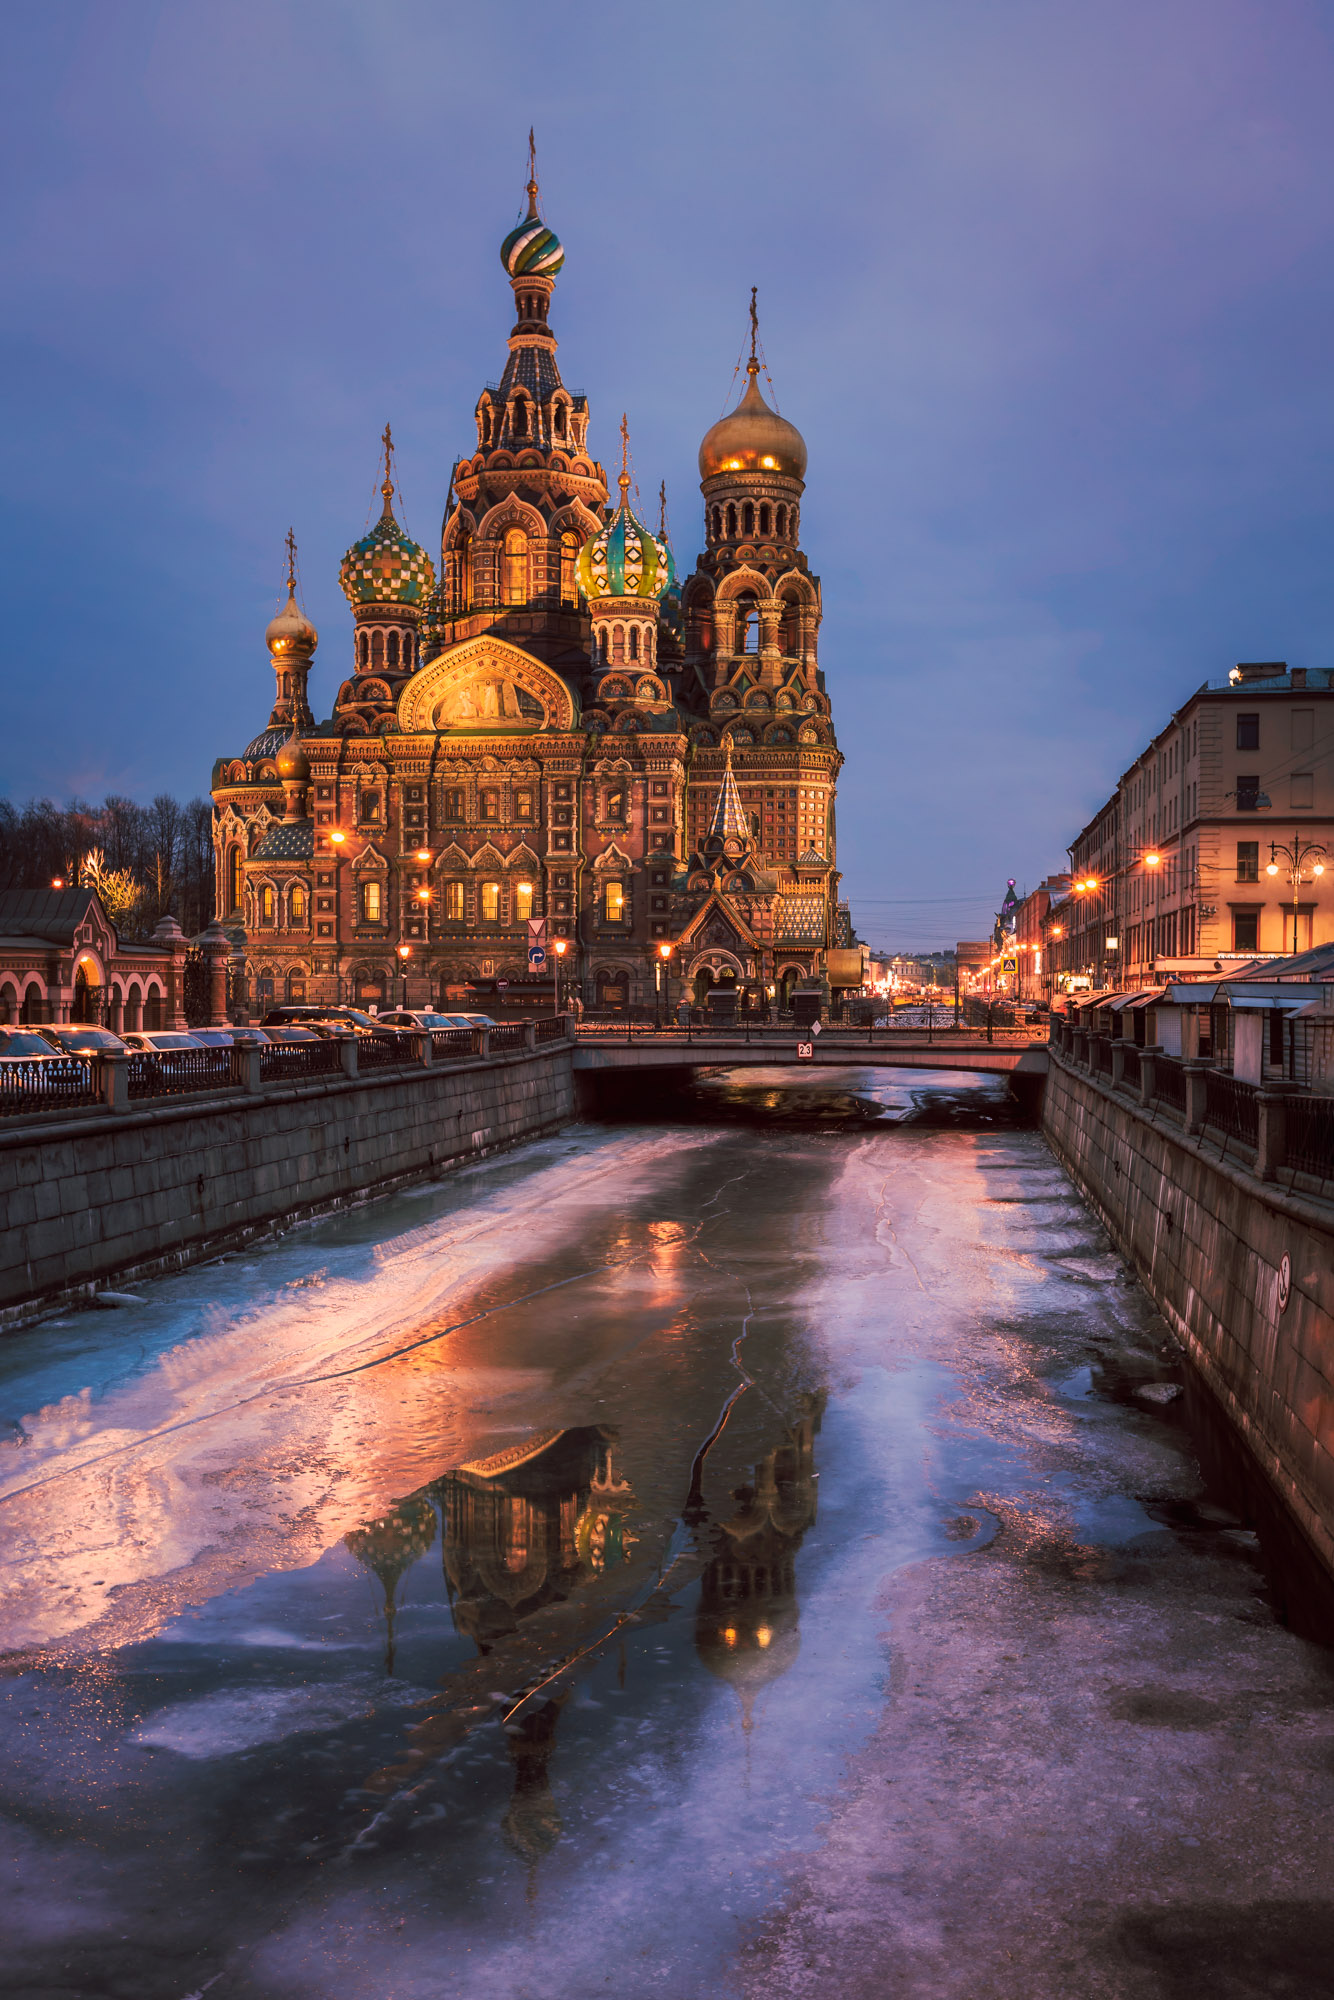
[1283,1095,1334,1184]
[431,1027,478,1060]
[534,1016,571,1044]
[126,1048,235,1100]
[0,1057,99,1117]
[355,1033,411,1072]
[1204,1070,1259,1149]
[258,1040,342,1084]
[487,1024,529,1052]
[571,1019,1047,1049]
[1119,1044,1141,1091]
[1153,1052,1186,1114]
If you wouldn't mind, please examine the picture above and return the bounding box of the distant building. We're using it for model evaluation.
[1054,663,1334,992]
[0,890,185,1030]
[1013,876,1071,1002]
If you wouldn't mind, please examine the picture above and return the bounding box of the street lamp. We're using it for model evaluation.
[397,943,410,1008]
[655,941,673,1027]
[1266,831,1327,954]
[553,937,568,1017]
[328,831,346,1003]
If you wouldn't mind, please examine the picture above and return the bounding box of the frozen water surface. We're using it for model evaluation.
[1,1068,1330,1999]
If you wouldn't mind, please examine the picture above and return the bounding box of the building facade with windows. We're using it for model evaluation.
[1052,662,1334,992]
[211,171,842,1015]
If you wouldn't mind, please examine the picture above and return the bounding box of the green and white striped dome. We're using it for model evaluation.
[577,475,674,603]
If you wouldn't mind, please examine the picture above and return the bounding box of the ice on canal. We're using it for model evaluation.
[2,1067,1331,2000]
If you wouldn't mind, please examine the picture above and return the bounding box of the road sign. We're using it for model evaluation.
[526,919,547,946]
[797,1041,815,1061]
[529,946,546,967]
[810,1020,822,1036]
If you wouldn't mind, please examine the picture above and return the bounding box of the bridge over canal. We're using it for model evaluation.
[571,1024,1050,1078]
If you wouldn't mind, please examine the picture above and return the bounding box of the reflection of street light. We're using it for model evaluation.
[553,938,568,1017]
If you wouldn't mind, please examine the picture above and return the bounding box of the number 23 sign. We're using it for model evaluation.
[797,1041,815,1061]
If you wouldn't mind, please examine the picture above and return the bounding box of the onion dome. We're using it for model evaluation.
[501,155,565,278]
[265,583,317,658]
[276,734,310,782]
[699,359,807,481]
[243,725,295,759]
[577,422,674,602]
[340,436,435,608]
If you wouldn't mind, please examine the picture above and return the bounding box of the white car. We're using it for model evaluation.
[376,1010,495,1032]
[121,1032,209,1053]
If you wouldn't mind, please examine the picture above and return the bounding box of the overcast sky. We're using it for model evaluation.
[6,1,1334,948]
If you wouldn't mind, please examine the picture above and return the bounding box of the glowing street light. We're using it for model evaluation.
[553,937,568,1019]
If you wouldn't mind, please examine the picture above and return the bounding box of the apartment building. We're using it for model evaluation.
[1054,662,1334,992]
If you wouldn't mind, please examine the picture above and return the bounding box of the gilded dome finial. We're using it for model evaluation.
[284,525,298,592]
[618,412,631,504]
[749,286,759,371]
[525,127,539,220]
[380,423,397,516]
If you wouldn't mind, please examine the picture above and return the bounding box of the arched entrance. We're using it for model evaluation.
[778,966,801,1011]
[20,982,45,1024]
[688,951,746,1008]
[71,958,104,1024]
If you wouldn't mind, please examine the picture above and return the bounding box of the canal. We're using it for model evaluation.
[1,1068,1332,1999]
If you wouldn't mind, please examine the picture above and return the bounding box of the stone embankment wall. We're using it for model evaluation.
[0,1044,574,1325]
[1043,1048,1334,1580]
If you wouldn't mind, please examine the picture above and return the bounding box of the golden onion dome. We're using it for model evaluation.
[276,734,310,782]
[265,582,317,657]
[699,360,807,483]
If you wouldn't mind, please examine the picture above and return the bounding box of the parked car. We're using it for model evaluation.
[38,1025,130,1055]
[375,1010,495,1032]
[0,1029,91,1088]
[184,1027,271,1048]
[260,1006,381,1035]
[120,1031,209,1053]
[258,1025,324,1044]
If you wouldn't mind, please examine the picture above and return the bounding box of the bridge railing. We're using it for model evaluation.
[0,1017,574,1123]
[571,1019,1048,1048]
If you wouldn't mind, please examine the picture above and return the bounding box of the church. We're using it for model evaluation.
[211,158,844,1016]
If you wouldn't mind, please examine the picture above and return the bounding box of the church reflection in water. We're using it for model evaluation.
[343,1395,823,1860]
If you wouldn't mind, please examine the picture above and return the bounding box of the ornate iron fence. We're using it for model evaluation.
[258,1041,342,1085]
[183,946,210,1027]
[126,1049,234,1100]
[355,1033,410,1072]
[0,1058,99,1117]
[487,1024,528,1052]
[431,1028,477,1060]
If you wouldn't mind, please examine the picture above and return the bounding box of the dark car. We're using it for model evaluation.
[260,1006,381,1035]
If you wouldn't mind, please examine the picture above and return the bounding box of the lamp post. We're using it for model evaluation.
[553,937,568,1017]
[327,828,348,1006]
[397,943,410,1009]
[1266,832,1327,955]
[655,941,673,1027]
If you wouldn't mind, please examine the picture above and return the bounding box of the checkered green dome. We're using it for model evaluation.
[339,486,435,608]
[577,478,674,603]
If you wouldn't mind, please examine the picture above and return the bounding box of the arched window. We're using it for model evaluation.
[606,789,626,822]
[361,880,382,923]
[479,405,491,445]
[776,504,788,538]
[290,884,307,924]
[780,596,800,654]
[387,630,400,668]
[481,880,501,923]
[445,881,465,921]
[553,403,566,438]
[738,599,759,653]
[726,503,737,538]
[711,505,722,541]
[613,624,625,664]
[371,630,384,667]
[260,884,275,927]
[503,529,528,604]
[561,531,579,605]
[604,880,625,922]
[790,506,799,540]
[629,626,640,661]
[358,631,370,668]
[515,880,534,921]
[742,501,755,535]
[227,847,242,914]
[286,969,306,1001]
[402,632,414,669]
[512,398,527,438]
[759,503,771,536]
[452,532,472,613]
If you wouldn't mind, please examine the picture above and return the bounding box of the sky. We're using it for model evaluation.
[6,0,1334,949]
